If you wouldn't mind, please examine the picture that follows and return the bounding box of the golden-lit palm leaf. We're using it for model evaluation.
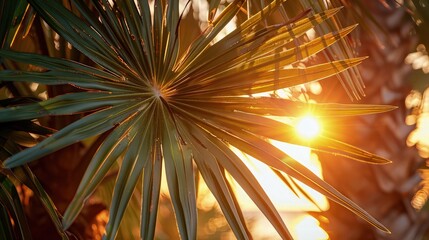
[0,0,32,50]
[0,0,393,238]
[287,0,367,100]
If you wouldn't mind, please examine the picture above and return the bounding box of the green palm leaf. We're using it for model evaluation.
[0,0,30,50]
[0,0,394,239]
[140,142,162,239]
[0,174,31,240]
[0,99,68,240]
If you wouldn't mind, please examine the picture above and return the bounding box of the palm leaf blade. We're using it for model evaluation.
[62,114,143,229]
[0,175,32,240]
[200,118,389,232]
[140,143,162,239]
[2,103,140,169]
[161,104,197,240]
[179,120,251,239]
[28,0,133,77]
[188,123,293,239]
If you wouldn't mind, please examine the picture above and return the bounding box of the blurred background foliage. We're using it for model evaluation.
[318,0,429,240]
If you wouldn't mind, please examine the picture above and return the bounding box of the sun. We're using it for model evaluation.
[296,116,321,139]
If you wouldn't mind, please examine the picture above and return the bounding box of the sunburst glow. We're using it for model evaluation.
[296,116,321,139]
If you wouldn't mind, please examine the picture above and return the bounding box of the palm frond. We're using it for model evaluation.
[0,174,31,240]
[0,0,31,50]
[0,98,68,240]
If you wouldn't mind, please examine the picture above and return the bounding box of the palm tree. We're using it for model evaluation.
[0,0,395,239]
[318,1,428,239]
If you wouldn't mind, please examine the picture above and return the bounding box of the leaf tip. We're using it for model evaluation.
[369,154,392,165]
[380,105,398,113]
[347,56,369,66]
[2,159,13,169]
[337,24,359,38]
[376,223,391,234]
[61,218,73,231]
[330,6,344,15]
[2,156,21,169]
[377,157,392,165]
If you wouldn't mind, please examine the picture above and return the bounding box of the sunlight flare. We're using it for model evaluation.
[296,116,321,139]
[295,215,329,240]
[229,142,329,239]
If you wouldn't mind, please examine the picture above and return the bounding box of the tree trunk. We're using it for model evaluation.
[319,1,425,239]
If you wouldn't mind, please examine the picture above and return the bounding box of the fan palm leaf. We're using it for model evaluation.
[0,0,394,239]
[1,1,69,238]
[0,99,69,240]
